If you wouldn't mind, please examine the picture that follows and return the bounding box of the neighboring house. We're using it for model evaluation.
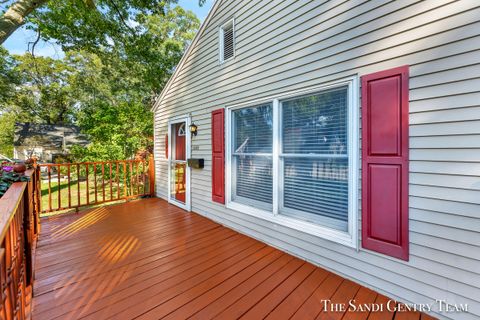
[13,123,89,162]
[153,1,479,319]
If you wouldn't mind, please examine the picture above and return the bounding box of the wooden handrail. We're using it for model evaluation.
[34,157,155,214]
[0,182,26,241]
[0,169,38,319]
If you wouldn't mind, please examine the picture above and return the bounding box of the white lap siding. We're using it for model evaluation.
[153,1,480,319]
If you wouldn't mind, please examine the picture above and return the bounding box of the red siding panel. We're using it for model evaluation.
[212,109,225,204]
[361,66,409,261]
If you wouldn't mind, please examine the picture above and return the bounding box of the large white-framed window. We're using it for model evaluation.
[219,19,235,63]
[226,77,359,248]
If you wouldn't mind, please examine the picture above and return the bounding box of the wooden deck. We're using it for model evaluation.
[32,198,434,320]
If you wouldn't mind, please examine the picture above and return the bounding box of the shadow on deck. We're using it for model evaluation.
[32,198,434,320]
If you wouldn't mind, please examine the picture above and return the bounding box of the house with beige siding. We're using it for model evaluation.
[152,1,480,319]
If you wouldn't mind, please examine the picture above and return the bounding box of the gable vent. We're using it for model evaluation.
[220,20,235,63]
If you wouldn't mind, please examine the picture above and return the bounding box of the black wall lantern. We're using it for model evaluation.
[189,122,198,136]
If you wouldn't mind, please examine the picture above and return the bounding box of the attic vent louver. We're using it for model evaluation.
[220,20,235,63]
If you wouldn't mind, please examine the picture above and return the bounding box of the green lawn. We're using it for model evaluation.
[40,176,147,215]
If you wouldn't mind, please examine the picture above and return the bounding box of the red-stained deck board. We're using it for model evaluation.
[266,268,330,319]
[240,262,317,319]
[99,243,267,320]
[32,198,435,320]
[160,250,285,320]
[316,279,361,320]
[367,294,397,320]
[215,258,305,319]
[35,218,220,287]
[139,249,282,319]
[291,273,345,319]
[34,230,243,317]
[190,254,295,319]
[342,287,379,320]
[48,238,261,319]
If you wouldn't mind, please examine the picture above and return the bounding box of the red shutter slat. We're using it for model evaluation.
[212,109,225,204]
[361,65,409,261]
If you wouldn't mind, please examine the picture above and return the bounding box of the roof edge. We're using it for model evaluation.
[151,0,222,113]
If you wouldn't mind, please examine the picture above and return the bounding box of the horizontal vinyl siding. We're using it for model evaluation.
[157,1,480,110]
[154,1,480,319]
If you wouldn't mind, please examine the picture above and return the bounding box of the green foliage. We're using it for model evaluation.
[0,1,201,161]
[0,112,15,157]
[73,101,153,161]
[64,50,155,161]
[0,46,19,104]
[29,1,201,95]
[10,53,78,124]
[0,170,29,198]
[0,47,20,158]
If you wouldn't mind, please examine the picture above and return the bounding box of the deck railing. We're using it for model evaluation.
[0,170,39,319]
[0,155,155,318]
[34,155,155,214]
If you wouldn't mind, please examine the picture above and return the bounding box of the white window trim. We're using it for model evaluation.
[219,18,235,64]
[225,77,359,248]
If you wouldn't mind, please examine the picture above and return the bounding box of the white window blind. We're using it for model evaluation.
[231,104,273,209]
[281,87,349,231]
[227,81,356,240]
[220,20,234,62]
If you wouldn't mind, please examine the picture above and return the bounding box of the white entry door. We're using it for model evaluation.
[168,117,191,211]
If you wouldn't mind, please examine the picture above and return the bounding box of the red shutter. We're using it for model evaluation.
[165,134,168,159]
[361,65,409,261]
[212,109,225,204]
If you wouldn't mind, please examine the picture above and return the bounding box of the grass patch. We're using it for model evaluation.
[40,176,148,214]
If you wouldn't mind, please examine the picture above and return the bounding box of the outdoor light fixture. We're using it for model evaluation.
[189,122,198,136]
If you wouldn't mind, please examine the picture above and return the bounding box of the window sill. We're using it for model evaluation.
[219,56,235,65]
[226,200,357,249]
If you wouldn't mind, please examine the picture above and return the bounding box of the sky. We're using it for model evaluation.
[3,0,214,59]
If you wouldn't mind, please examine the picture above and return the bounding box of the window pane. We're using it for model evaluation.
[170,163,186,204]
[233,155,273,208]
[232,104,273,209]
[281,87,349,232]
[282,87,348,155]
[233,104,273,153]
[283,157,348,231]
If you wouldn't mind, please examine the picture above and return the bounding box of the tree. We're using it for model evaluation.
[0,0,205,45]
[0,0,47,44]
[0,46,19,103]
[10,53,78,124]
[0,47,17,157]
[0,112,15,157]
[0,50,78,157]
[67,50,155,160]
[0,1,201,161]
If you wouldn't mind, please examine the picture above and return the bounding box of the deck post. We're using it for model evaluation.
[148,154,155,197]
[32,158,41,237]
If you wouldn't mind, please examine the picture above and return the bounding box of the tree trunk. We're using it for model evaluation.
[0,0,48,44]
